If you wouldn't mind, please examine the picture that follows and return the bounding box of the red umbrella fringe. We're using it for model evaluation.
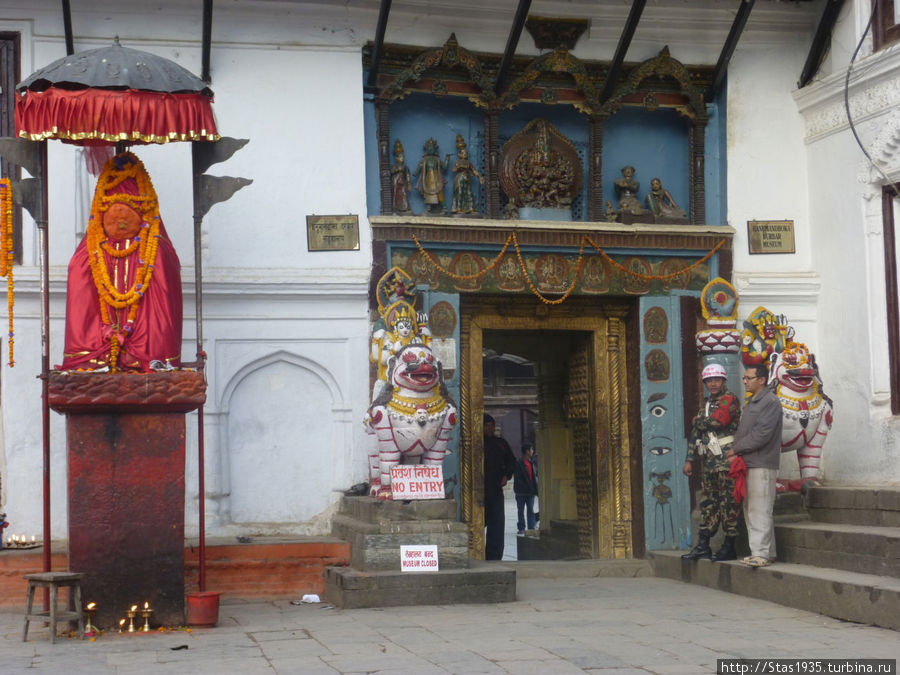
[16,88,220,145]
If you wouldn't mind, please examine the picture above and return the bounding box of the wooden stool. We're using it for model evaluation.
[23,572,85,643]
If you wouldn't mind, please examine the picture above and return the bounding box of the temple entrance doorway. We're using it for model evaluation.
[459,296,637,561]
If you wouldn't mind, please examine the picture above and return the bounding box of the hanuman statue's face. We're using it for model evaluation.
[102,202,142,240]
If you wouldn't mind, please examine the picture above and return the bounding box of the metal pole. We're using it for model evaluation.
[37,141,50,608]
[191,143,206,592]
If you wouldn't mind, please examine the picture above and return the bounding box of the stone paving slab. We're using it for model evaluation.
[0,576,898,673]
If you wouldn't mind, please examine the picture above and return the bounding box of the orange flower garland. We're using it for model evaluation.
[410,230,727,306]
[86,153,162,372]
[0,178,14,366]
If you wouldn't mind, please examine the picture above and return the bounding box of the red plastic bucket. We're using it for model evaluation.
[185,591,220,627]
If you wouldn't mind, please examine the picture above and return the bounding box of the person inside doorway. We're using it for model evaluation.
[483,413,515,560]
[514,443,538,535]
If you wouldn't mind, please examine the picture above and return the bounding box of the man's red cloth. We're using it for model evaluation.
[59,223,182,372]
[729,455,747,504]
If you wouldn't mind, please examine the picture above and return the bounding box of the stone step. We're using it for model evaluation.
[339,495,458,523]
[331,514,469,571]
[806,486,900,527]
[325,562,516,609]
[775,520,900,577]
[648,550,900,632]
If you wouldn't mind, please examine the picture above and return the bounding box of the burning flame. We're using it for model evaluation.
[86,602,96,610]
[144,602,149,610]
[119,619,125,626]
[130,605,137,612]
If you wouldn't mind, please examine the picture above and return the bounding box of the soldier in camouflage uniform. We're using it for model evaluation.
[681,364,741,561]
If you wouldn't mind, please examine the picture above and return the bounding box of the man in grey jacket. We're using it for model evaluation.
[726,363,783,567]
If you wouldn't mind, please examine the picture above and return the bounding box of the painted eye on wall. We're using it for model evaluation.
[649,446,671,455]
[649,404,667,418]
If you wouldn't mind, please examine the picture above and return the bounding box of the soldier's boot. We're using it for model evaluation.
[711,535,737,562]
[681,531,712,560]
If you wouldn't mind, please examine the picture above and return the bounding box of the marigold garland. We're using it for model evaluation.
[0,178,14,366]
[412,233,513,281]
[410,230,727,305]
[86,153,162,372]
[512,232,585,305]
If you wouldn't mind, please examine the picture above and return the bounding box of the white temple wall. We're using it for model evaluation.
[792,0,900,485]
[726,41,819,344]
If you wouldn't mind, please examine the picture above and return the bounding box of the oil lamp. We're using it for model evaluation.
[84,602,97,637]
[141,602,152,632]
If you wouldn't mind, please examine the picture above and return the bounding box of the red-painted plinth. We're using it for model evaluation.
[49,371,206,629]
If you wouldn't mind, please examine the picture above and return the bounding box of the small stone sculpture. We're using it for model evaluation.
[645,177,687,222]
[614,165,645,216]
[390,140,412,215]
[414,138,451,214]
[451,134,483,216]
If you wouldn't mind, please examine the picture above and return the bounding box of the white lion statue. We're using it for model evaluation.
[364,343,457,500]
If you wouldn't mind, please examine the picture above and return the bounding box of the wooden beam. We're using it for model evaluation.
[202,0,213,83]
[798,0,845,89]
[365,0,393,92]
[494,0,532,94]
[600,0,646,103]
[705,0,755,102]
[61,0,74,55]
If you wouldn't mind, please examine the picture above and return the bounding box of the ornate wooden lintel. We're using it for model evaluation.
[370,215,733,252]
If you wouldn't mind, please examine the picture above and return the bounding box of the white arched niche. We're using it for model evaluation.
[219,352,349,530]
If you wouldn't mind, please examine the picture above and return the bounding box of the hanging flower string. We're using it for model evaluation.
[409,231,727,305]
[412,232,514,280]
[512,232,585,305]
[585,235,726,281]
[0,178,14,366]
[86,153,162,372]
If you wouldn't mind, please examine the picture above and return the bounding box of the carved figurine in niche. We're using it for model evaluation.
[614,165,645,216]
[451,134,483,216]
[645,177,687,223]
[59,152,182,373]
[414,138,451,214]
[390,140,412,215]
[500,119,582,217]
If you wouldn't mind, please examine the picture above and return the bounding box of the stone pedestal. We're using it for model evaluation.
[49,371,206,628]
[326,496,515,608]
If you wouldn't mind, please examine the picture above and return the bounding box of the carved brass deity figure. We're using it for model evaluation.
[451,134,483,216]
[500,119,582,214]
[390,140,413,215]
[614,165,645,217]
[414,138,451,214]
[645,177,687,223]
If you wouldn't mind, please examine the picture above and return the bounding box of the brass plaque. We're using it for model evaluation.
[306,215,360,251]
[748,220,795,254]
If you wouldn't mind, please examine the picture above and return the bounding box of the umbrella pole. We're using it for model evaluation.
[37,141,51,603]
[191,143,207,593]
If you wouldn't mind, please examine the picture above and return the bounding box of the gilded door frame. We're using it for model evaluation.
[459,297,633,560]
